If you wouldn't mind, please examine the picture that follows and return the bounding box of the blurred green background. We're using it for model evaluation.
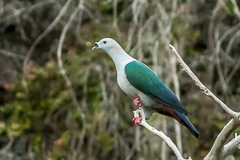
[0,0,240,159]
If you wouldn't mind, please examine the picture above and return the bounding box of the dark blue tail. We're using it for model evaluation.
[174,110,199,138]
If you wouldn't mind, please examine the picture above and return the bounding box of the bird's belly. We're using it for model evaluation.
[138,92,154,106]
[117,73,154,106]
[117,74,138,97]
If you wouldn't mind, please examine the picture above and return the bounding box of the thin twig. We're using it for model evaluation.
[170,52,182,153]
[57,1,86,159]
[231,0,240,19]
[113,0,121,38]
[226,57,240,84]
[23,0,72,69]
[0,136,14,154]
[0,0,3,16]
[57,0,85,119]
[0,49,25,60]
[22,0,72,95]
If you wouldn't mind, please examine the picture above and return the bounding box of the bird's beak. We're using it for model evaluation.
[92,42,99,50]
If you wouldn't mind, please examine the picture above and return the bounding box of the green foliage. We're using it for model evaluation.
[209,115,227,131]
[95,132,114,153]
[33,134,41,153]
[226,1,234,14]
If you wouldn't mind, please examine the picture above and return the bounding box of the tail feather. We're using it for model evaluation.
[174,110,199,138]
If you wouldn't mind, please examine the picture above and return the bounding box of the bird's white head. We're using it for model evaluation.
[92,38,134,70]
[92,38,121,53]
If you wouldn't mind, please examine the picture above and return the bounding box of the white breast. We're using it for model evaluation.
[117,66,138,97]
[116,63,154,107]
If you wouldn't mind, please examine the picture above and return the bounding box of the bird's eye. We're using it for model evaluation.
[103,41,107,44]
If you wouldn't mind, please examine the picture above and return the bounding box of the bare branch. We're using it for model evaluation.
[231,0,240,19]
[133,108,191,160]
[0,136,14,154]
[169,51,182,153]
[222,134,240,158]
[22,0,73,94]
[23,0,72,69]
[169,45,239,119]
[0,49,25,60]
[161,118,168,160]
[56,2,86,159]
[204,119,240,160]
[0,0,54,23]
[0,0,3,16]
[113,0,121,38]
[226,57,240,84]
[57,0,85,119]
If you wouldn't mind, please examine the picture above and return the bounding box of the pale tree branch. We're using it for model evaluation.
[169,44,240,160]
[169,45,239,120]
[22,0,73,94]
[56,1,86,159]
[161,118,168,160]
[170,51,182,153]
[133,108,191,160]
[0,0,3,16]
[0,136,14,154]
[222,134,240,158]
[0,49,25,60]
[204,119,240,160]
[231,0,240,19]
[57,0,85,119]
[113,0,121,38]
[23,0,72,68]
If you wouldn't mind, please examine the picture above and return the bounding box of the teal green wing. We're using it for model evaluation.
[125,61,188,115]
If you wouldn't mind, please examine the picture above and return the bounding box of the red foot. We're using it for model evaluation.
[133,97,143,107]
[132,117,142,126]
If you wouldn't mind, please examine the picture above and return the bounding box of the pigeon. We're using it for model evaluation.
[92,38,199,138]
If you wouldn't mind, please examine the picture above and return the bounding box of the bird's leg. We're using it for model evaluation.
[133,97,143,107]
[132,109,142,126]
[132,117,142,126]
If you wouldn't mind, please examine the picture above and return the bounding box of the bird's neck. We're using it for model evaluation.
[106,47,135,71]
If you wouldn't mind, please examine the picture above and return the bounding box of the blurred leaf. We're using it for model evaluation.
[95,132,114,153]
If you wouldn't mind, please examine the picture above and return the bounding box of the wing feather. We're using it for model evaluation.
[125,61,188,115]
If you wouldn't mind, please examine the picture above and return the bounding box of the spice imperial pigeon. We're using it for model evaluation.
[92,38,199,138]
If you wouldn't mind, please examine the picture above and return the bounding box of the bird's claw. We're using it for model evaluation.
[133,97,143,107]
[132,117,142,126]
